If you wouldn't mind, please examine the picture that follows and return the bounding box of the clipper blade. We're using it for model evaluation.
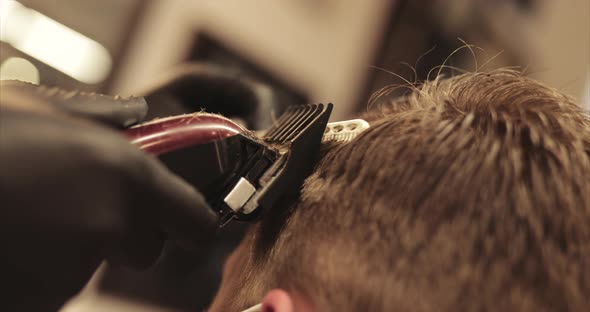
[264,103,329,144]
[232,103,333,221]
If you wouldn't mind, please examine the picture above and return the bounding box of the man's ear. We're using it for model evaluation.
[261,289,295,312]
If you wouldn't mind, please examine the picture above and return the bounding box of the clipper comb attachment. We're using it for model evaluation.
[264,104,331,144]
[323,119,370,143]
[219,103,333,224]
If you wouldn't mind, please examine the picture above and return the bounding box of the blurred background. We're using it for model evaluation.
[1,0,589,311]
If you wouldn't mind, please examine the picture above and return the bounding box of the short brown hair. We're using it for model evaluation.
[216,70,590,311]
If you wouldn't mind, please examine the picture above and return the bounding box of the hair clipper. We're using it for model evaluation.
[126,103,371,226]
[126,104,336,226]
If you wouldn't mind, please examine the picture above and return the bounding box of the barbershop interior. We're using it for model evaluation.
[1,0,589,311]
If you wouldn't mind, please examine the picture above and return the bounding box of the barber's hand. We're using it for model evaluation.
[0,81,217,310]
[139,62,281,129]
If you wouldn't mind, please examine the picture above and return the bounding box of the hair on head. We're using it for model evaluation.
[215,70,590,312]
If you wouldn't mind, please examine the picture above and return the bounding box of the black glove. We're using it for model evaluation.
[139,62,289,129]
[99,64,270,311]
[0,80,217,311]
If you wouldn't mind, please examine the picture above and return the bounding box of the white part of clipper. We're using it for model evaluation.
[322,119,370,143]
[224,177,256,212]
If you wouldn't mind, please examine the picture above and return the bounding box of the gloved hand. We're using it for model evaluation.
[0,80,217,311]
[97,64,270,311]
[138,62,285,129]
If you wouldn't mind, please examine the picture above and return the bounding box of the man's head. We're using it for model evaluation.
[210,70,590,311]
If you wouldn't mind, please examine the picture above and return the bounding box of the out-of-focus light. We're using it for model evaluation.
[0,0,112,84]
[0,56,40,83]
